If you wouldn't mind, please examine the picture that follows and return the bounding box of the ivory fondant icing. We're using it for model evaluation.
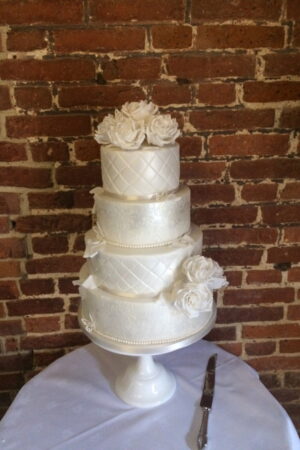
[93,185,191,247]
[85,225,203,297]
[101,144,179,197]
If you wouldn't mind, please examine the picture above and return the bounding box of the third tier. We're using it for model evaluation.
[93,185,190,247]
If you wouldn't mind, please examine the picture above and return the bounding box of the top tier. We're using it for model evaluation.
[101,143,179,197]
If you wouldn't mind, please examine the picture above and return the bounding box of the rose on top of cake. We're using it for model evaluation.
[95,100,181,150]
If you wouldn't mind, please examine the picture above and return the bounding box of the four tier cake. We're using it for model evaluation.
[78,101,227,351]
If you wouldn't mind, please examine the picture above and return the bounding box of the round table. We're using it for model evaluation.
[0,341,299,450]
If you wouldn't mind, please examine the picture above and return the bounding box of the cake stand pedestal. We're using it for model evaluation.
[79,303,216,408]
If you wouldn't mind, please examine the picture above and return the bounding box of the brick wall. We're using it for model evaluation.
[0,0,299,430]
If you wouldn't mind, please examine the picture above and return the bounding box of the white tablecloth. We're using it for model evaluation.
[0,341,299,450]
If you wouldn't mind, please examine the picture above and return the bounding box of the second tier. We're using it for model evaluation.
[93,185,190,247]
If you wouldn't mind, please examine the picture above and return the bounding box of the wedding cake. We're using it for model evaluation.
[78,101,227,350]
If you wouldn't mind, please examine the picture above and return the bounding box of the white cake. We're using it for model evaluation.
[78,101,227,350]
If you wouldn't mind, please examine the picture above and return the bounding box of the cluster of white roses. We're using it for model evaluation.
[95,101,180,150]
[173,256,228,319]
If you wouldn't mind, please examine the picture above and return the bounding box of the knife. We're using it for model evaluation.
[197,353,217,449]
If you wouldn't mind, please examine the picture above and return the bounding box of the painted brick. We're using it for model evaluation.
[54,28,145,52]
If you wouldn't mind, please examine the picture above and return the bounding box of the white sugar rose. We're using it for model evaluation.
[174,282,213,318]
[95,114,115,145]
[107,115,145,150]
[182,256,228,290]
[121,100,158,121]
[146,114,180,146]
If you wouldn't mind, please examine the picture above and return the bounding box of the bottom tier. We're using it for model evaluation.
[78,282,216,355]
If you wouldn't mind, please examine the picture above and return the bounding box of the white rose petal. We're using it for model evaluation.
[146,114,180,146]
[174,282,213,318]
[182,255,228,289]
[108,116,145,150]
[95,114,116,145]
[121,100,158,121]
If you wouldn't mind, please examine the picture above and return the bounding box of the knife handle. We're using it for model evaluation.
[197,407,210,449]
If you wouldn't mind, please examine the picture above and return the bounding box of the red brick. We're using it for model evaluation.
[56,164,100,187]
[205,326,236,341]
[271,388,300,403]
[16,214,91,233]
[6,115,91,138]
[15,87,52,109]
[32,235,69,255]
[167,54,255,80]
[0,373,24,390]
[285,372,300,388]
[191,0,282,21]
[190,184,235,204]
[69,297,80,313]
[5,337,19,352]
[287,0,300,20]
[287,305,300,320]
[243,323,300,339]
[177,136,202,158]
[0,303,5,317]
[0,353,32,372]
[262,205,300,225]
[190,109,274,131]
[19,278,54,296]
[217,306,283,323]
[0,238,25,258]
[28,191,75,210]
[152,25,192,49]
[245,342,276,356]
[90,0,184,22]
[281,183,300,200]
[0,142,26,162]
[73,235,85,252]
[0,0,83,24]
[151,84,191,106]
[224,271,242,287]
[293,23,300,47]
[0,86,11,110]
[21,331,89,349]
[196,25,283,49]
[223,288,294,306]
[103,57,161,81]
[267,246,300,264]
[59,85,145,108]
[203,248,263,267]
[246,269,282,284]
[0,319,23,335]
[192,206,257,225]
[284,227,300,243]
[30,142,69,162]
[25,316,61,333]
[248,356,300,371]
[26,255,84,274]
[264,53,300,77]
[241,184,278,202]
[0,280,19,299]
[280,340,300,353]
[34,350,64,367]
[73,190,93,208]
[230,158,300,179]
[74,139,100,161]
[280,108,300,128]
[203,228,278,246]
[0,193,20,214]
[288,268,300,283]
[0,167,52,188]
[7,30,47,51]
[209,134,289,157]
[65,314,79,329]
[244,81,300,102]
[180,161,225,180]
[7,297,64,316]
[197,83,236,106]
[218,343,242,356]
[58,277,78,294]
[54,28,145,52]
[0,59,95,81]
[0,261,21,278]
[0,217,10,233]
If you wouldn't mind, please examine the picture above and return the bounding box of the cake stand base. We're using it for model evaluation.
[115,355,176,408]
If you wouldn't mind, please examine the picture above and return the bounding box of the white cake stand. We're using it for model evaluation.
[79,304,216,408]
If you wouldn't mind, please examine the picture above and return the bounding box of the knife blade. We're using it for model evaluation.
[197,353,217,449]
